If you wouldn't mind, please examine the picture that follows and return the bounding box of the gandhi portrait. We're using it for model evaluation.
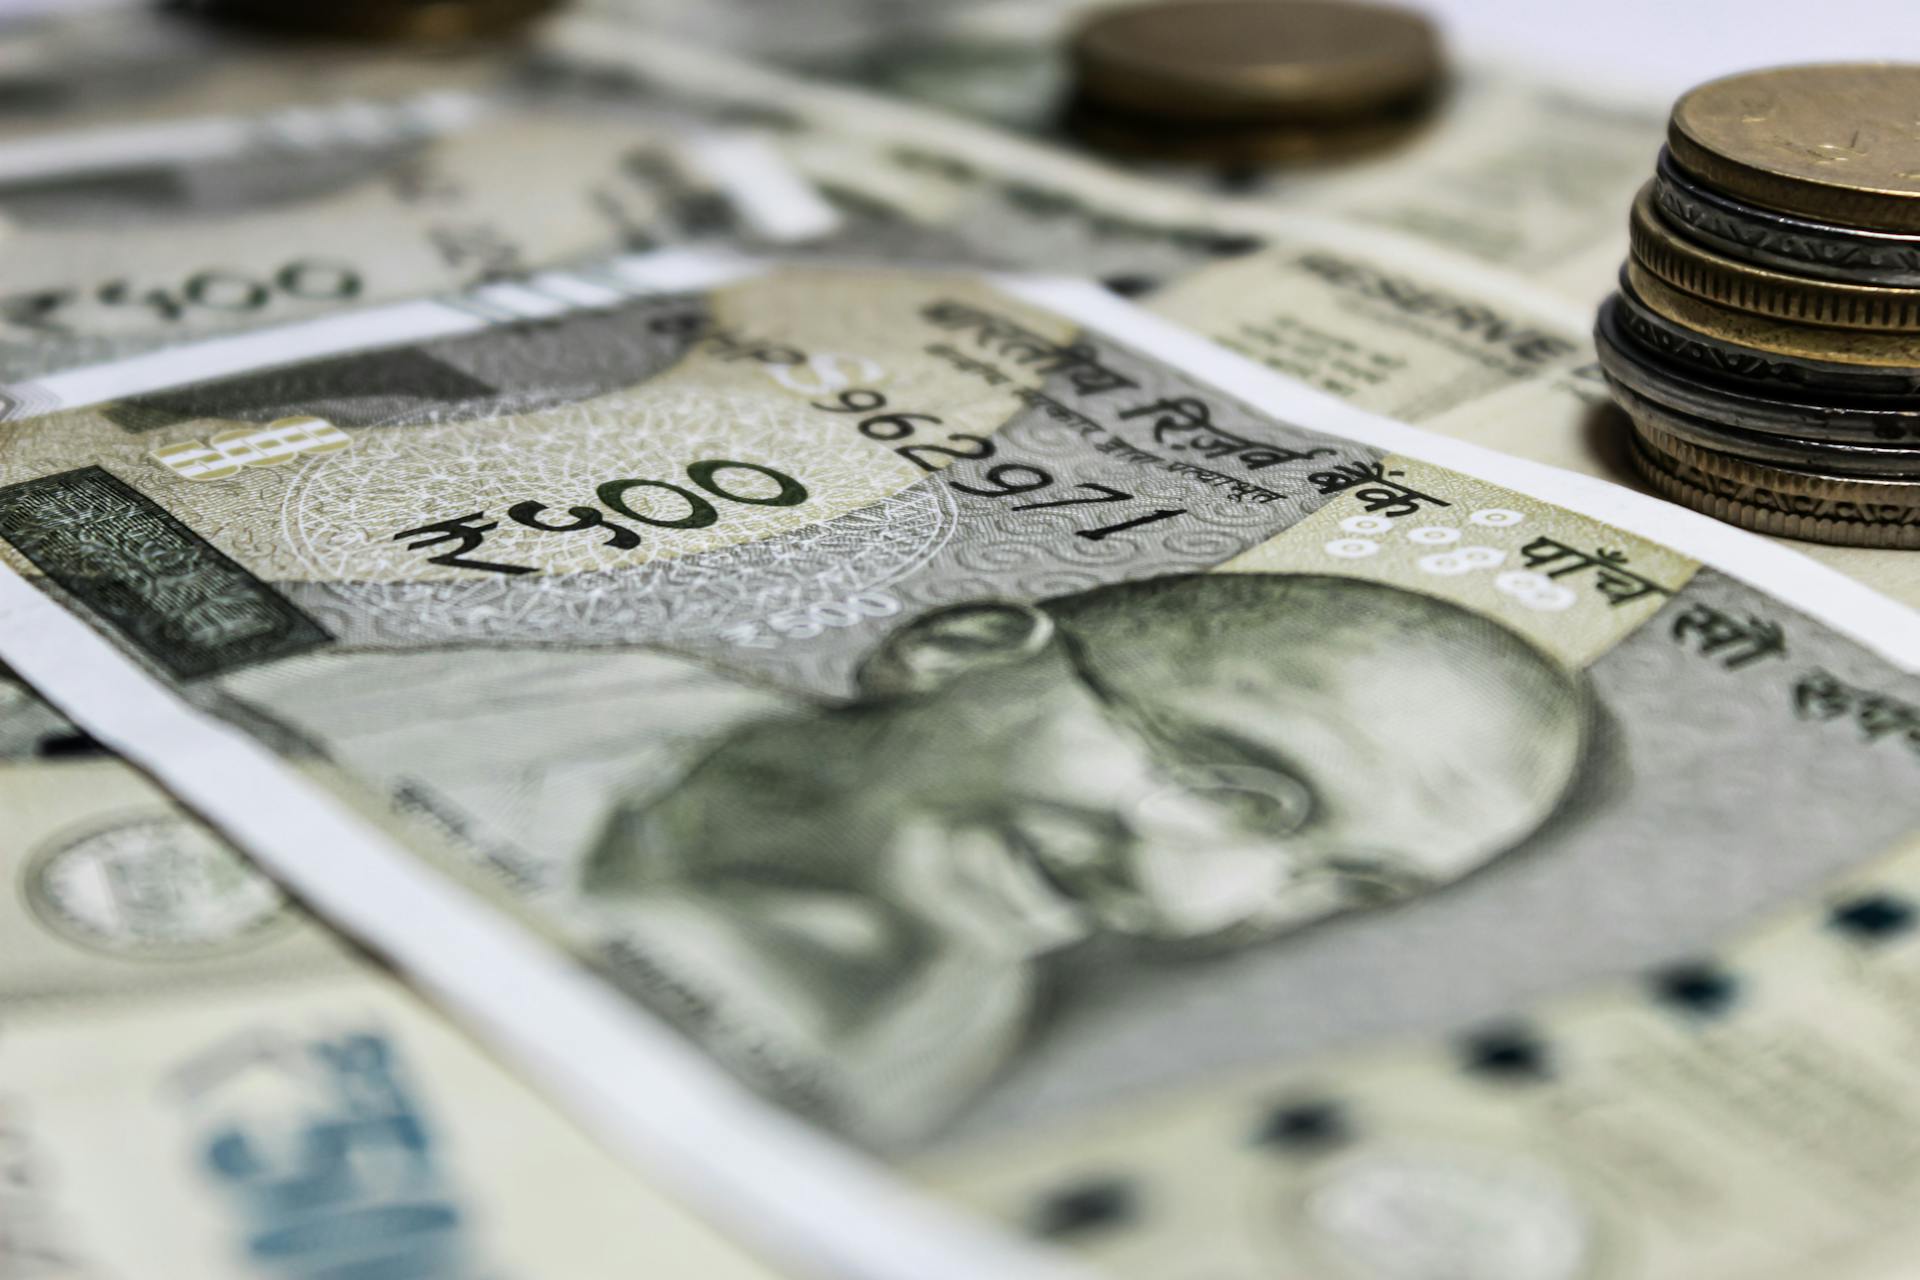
[583,572,1591,1143]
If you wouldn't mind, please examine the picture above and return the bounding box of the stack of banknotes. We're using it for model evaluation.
[0,4,1915,1280]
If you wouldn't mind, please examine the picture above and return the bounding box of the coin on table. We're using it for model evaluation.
[1669,64,1920,235]
[1069,0,1443,125]
[1626,261,1920,367]
[1596,297,1920,444]
[1610,273,1920,399]
[1630,184,1920,332]
[1650,147,1920,288]
[184,0,561,41]
[1627,426,1920,549]
[1062,92,1428,164]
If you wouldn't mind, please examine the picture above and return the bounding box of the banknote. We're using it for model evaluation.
[535,20,1919,608]
[0,247,1910,1278]
[0,6,514,144]
[0,65,834,383]
[578,0,1659,303]
[0,677,782,1280]
[927,803,1920,1280]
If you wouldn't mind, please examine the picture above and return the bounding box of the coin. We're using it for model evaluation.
[1651,147,1920,288]
[1604,375,1920,477]
[1630,184,1920,332]
[1068,0,1442,125]
[1596,297,1920,444]
[184,0,561,41]
[1669,64,1920,235]
[1628,433,1920,549]
[1634,413,1920,501]
[1611,274,1920,398]
[1626,261,1920,366]
[1062,92,1428,165]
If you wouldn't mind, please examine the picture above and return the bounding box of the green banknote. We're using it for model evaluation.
[0,677,782,1280]
[0,249,1910,1279]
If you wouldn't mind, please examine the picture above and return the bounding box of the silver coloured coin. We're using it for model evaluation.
[1609,275,1920,401]
[1596,296,1920,445]
[1604,375,1920,478]
[1654,147,1920,287]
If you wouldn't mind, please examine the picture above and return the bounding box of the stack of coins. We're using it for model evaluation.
[1063,0,1443,166]
[1596,65,1920,549]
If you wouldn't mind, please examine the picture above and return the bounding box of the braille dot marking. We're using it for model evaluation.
[1651,962,1741,1017]
[1462,1027,1552,1082]
[1830,893,1916,942]
[1100,274,1160,298]
[1027,1177,1138,1239]
[1253,1100,1350,1153]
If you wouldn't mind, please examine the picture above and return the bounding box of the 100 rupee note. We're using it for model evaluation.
[0,248,1910,1279]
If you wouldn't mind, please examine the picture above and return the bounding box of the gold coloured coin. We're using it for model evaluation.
[1628,431,1920,548]
[1625,261,1920,367]
[1630,184,1920,331]
[1670,64,1920,235]
[185,0,561,41]
[1069,0,1442,125]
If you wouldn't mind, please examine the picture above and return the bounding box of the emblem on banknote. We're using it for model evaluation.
[1298,1144,1599,1280]
[26,815,290,957]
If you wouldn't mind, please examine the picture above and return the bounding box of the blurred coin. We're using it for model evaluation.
[1069,0,1442,125]
[1669,64,1920,235]
[1612,273,1920,398]
[1062,91,1427,164]
[1597,296,1920,443]
[1627,431,1920,548]
[1651,147,1920,288]
[1627,260,1920,366]
[182,0,561,42]
[1634,413,1920,500]
[1603,375,1920,476]
[1630,184,1920,332]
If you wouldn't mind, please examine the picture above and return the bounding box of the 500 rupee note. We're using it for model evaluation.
[0,678,782,1280]
[574,0,1660,303]
[532,21,1920,609]
[0,70,833,383]
[0,248,1910,1278]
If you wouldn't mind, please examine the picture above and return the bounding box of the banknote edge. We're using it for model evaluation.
[0,252,1911,1280]
[0,574,1103,1280]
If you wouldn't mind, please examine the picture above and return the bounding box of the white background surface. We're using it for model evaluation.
[6,0,1920,99]
[1411,0,1920,99]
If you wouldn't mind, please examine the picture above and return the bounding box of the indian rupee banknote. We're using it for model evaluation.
[535,19,1919,607]
[0,247,1909,1279]
[0,6,512,144]
[930,808,1920,1280]
[577,0,1659,303]
[0,53,832,383]
[0,678,782,1280]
